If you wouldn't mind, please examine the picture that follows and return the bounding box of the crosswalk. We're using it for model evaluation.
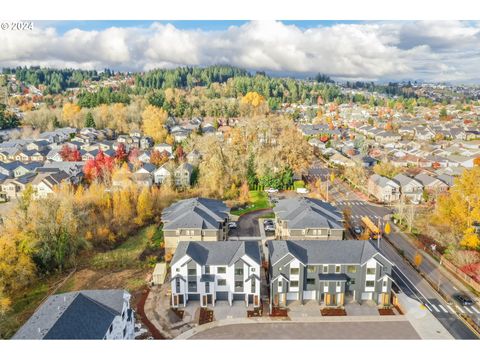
[348,214,381,220]
[425,302,480,316]
[337,201,365,206]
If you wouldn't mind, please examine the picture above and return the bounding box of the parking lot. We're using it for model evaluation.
[229,209,273,237]
[189,321,421,339]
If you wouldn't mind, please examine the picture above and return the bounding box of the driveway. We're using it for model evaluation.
[230,209,272,237]
[189,321,420,339]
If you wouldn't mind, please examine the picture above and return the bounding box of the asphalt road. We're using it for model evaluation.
[229,208,273,238]
[189,321,420,340]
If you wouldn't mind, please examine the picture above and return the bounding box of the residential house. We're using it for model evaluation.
[414,173,449,196]
[161,197,230,255]
[273,197,345,240]
[13,162,42,178]
[174,162,194,187]
[170,241,261,308]
[13,290,134,340]
[32,171,70,199]
[367,174,401,203]
[392,174,424,204]
[267,240,393,310]
[1,172,36,200]
[153,164,172,185]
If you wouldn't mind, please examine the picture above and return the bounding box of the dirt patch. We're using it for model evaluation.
[247,308,263,317]
[378,308,395,316]
[56,267,150,294]
[321,308,347,316]
[199,308,214,325]
[270,307,288,317]
[136,288,165,339]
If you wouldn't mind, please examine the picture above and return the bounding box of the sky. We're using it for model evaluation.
[1,20,480,83]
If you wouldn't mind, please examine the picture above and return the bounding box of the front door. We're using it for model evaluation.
[202,295,208,307]
[173,295,179,307]
[254,295,259,307]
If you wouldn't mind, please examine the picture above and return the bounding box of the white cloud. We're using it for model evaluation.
[1,20,480,82]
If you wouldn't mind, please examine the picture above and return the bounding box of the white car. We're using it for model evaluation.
[296,187,309,194]
[265,225,275,232]
[228,222,238,229]
[265,188,279,193]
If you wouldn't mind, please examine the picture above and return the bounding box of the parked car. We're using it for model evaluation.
[263,219,274,226]
[353,226,363,235]
[228,222,238,229]
[265,188,278,193]
[265,224,275,232]
[296,187,309,194]
[454,293,475,306]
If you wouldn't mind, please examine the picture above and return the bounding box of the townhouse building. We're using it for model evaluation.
[267,240,393,311]
[170,241,261,308]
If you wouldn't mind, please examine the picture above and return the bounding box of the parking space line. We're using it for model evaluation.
[425,303,432,311]
[471,307,480,314]
[431,304,440,312]
[447,305,455,313]
[456,306,465,314]
[464,307,473,314]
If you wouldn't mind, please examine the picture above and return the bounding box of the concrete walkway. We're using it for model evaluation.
[397,292,454,339]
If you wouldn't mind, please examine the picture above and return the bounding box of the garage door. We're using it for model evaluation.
[361,292,373,300]
[286,292,299,301]
[233,293,245,301]
[303,291,316,300]
[188,293,200,301]
[216,291,229,301]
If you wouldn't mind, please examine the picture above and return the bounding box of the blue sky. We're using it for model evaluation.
[38,20,362,34]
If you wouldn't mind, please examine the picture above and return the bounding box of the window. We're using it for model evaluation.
[235,280,243,288]
[347,265,356,273]
[350,279,356,285]
[307,265,316,273]
[251,280,256,293]
[217,279,226,286]
[188,268,196,276]
[250,267,256,273]
[290,268,299,275]
[306,278,315,285]
[323,265,328,273]
[217,267,226,274]
[278,280,282,288]
[204,265,210,274]
[336,281,341,287]
[205,282,210,293]
[123,327,126,338]
[365,280,375,288]
[188,280,197,292]
[290,281,299,288]
[335,265,341,273]
[122,311,125,320]
[383,280,387,287]
[175,268,180,272]
[235,268,244,276]
[109,324,113,333]
[366,268,376,275]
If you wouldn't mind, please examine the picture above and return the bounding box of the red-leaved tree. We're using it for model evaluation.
[84,149,114,183]
[59,144,82,162]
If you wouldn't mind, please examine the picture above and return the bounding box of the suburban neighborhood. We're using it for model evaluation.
[1,17,480,347]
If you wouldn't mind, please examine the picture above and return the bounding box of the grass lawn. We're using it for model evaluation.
[231,190,271,216]
[90,224,162,270]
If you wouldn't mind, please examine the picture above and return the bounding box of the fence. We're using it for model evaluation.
[440,256,480,294]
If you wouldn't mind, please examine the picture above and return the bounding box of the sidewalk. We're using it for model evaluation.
[396,292,453,339]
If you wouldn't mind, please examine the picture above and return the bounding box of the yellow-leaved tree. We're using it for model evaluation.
[142,105,168,143]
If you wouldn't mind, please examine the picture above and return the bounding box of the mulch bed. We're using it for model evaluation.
[199,307,214,325]
[321,308,347,316]
[378,308,395,316]
[270,307,288,317]
[247,307,263,317]
[135,288,165,339]
[171,307,184,320]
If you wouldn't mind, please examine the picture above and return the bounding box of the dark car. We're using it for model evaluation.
[353,226,363,235]
[454,293,475,306]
